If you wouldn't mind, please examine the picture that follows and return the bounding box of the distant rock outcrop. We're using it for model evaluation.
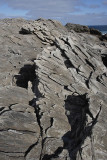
[65,23,104,38]
[89,27,102,35]
[65,23,90,33]
[0,18,107,160]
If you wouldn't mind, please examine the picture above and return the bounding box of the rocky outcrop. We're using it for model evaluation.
[90,28,102,35]
[65,23,103,38]
[65,23,90,33]
[0,18,107,160]
[102,33,107,40]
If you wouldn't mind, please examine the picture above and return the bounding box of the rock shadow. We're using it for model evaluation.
[19,28,33,34]
[42,94,101,160]
[101,54,107,67]
[14,64,36,89]
[63,94,101,160]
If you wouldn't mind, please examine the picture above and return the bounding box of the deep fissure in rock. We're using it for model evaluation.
[0,107,5,112]
[24,141,38,157]
[45,117,54,134]
[101,54,107,67]
[64,59,75,69]
[85,59,95,71]
[42,147,63,160]
[85,71,93,89]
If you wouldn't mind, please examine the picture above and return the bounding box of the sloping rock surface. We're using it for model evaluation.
[0,18,107,160]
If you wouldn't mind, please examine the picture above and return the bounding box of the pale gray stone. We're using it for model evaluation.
[0,18,107,160]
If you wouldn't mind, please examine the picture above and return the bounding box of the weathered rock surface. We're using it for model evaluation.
[65,23,90,33]
[90,27,102,35]
[65,23,104,39]
[0,18,107,160]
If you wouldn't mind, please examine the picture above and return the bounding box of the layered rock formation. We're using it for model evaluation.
[0,18,107,160]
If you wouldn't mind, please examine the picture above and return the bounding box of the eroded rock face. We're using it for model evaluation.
[65,23,90,33]
[0,18,107,160]
[90,28,102,35]
[65,23,104,40]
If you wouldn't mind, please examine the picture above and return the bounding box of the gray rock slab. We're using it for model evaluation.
[0,18,107,160]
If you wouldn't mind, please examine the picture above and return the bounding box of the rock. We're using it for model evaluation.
[65,23,90,33]
[20,24,34,34]
[102,33,107,40]
[65,23,103,38]
[90,27,102,35]
[0,18,107,160]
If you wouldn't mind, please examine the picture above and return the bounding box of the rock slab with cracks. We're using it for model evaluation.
[0,18,107,160]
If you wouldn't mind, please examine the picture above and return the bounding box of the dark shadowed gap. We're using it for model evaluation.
[101,54,107,67]
[85,59,95,71]
[19,28,33,34]
[63,94,101,160]
[14,64,36,89]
